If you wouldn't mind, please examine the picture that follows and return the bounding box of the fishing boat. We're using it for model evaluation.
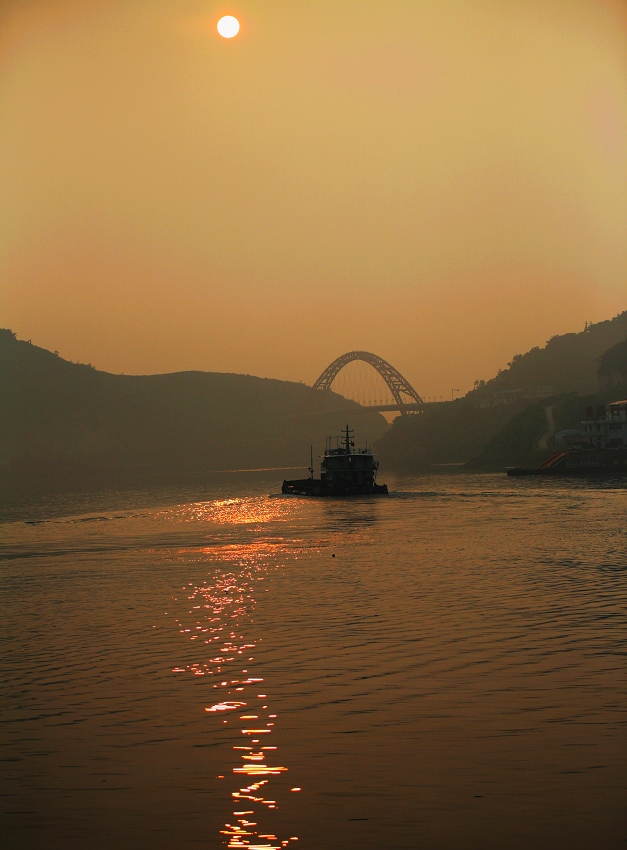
[282,426,388,496]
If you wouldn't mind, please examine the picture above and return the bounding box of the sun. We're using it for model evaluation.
[217,15,240,38]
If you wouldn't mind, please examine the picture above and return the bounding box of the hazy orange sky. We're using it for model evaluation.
[1,0,626,398]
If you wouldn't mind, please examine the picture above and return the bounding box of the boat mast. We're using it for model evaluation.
[309,445,314,479]
[344,425,354,454]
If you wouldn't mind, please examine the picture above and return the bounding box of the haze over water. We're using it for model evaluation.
[2,473,625,849]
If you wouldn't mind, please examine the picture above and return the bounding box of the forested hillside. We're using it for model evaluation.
[471,311,627,398]
[0,330,386,488]
[598,338,627,389]
[376,310,627,470]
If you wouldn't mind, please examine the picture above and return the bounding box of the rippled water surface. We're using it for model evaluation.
[1,473,626,849]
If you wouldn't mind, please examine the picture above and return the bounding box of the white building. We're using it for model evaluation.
[582,400,627,449]
[554,429,586,448]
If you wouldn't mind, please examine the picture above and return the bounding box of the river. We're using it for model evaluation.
[1,472,626,849]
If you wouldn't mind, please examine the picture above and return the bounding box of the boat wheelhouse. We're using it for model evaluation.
[282,426,388,496]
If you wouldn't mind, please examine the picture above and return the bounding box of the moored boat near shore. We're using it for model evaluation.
[508,399,627,476]
[507,448,627,476]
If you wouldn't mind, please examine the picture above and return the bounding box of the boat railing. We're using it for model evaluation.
[324,447,374,456]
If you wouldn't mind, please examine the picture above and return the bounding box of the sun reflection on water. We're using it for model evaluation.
[170,500,304,849]
[170,496,295,528]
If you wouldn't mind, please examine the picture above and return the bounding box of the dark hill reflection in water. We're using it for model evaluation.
[1,474,626,850]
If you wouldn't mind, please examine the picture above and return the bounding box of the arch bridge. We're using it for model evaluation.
[312,351,424,415]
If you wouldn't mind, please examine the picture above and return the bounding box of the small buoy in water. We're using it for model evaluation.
[332,553,335,558]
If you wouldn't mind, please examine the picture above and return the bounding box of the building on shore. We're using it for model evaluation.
[581,400,627,449]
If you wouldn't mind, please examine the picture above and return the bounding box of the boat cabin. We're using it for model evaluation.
[320,430,379,490]
[281,425,388,496]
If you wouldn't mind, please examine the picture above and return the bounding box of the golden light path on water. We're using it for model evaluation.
[2,476,626,849]
[169,497,304,849]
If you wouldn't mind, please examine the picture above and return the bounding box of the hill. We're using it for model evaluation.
[376,310,627,470]
[0,330,387,489]
[470,311,627,399]
[373,397,532,469]
[469,381,627,471]
[598,338,627,389]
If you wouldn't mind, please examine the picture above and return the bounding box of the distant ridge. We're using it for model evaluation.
[598,337,627,390]
[470,311,627,398]
[0,330,386,488]
[376,310,627,470]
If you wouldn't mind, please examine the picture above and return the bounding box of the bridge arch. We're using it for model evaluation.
[312,351,423,414]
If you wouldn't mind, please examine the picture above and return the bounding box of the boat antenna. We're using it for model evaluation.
[344,424,354,454]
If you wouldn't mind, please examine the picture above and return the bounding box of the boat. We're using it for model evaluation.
[507,399,627,476]
[282,426,388,496]
[507,448,627,476]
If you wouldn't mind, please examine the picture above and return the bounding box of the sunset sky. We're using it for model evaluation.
[1,0,626,398]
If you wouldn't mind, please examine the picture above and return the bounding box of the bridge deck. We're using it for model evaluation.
[301,402,425,417]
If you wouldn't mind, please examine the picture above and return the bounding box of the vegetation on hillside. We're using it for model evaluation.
[375,397,534,468]
[551,385,627,432]
[0,330,387,487]
[597,338,627,389]
[470,311,627,398]
[466,402,551,470]
[4,305,626,485]
[469,383,627,470]
[377,310,627,470]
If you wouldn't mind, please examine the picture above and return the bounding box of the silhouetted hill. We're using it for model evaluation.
[468,381,627,471]
[0,330,387,489]
[598,338,627,389]
[376,310,627,470]
[471,311,627,398]
[375,396,536,469]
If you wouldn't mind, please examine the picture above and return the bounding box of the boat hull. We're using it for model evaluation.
[507,448,627,476]
[282,478,388,496]
[507,466,627,477]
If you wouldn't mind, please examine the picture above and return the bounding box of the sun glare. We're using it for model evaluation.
[217,15,240,38]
